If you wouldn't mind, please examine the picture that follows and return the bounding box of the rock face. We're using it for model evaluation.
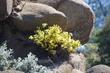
[0,70,24,73]
[0,0,13,20]
[13,2,67,32]
[36,0,95,43]
[87,65,110,73]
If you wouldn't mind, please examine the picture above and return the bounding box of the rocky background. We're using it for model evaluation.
[1,0,109,73]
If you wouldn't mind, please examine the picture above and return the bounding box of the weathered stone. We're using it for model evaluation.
[68,53,86,72]
[72,69,83,73]
[53,62,73,73]
[0,0,13,20]
[13,2,67,32]
[57,0,95,43]
[0,70,24,73]
[87,65,110,73]
[52,53,85,73]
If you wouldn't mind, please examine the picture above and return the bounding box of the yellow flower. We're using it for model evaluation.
[29,24,81,54]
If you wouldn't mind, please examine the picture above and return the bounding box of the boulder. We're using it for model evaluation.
[53,61,84,73]
[0,70,24,73]
[13,2,67,32]
[68,53,86,72]
[53,53,85,73]
[36,0,95,43]
[57,0,95,43]
[87,65,110,73]
[0,0,13,20]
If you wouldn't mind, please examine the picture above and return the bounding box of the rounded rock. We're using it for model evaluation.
[57,0,95,43]
[87,65,110,73]
[13,2,67,32]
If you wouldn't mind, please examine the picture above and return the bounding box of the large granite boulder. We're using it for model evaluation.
[0,0,13,20]
[87,65,110,73]
[36,0,95,43]
[58,0,95,43]
[0,70,24,73]
[13,2,67,32]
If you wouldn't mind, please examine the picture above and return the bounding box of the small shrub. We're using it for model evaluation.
[0,43,13,70]
[0,43,52,73]
[29,24,80,55]
[13,53,52,73]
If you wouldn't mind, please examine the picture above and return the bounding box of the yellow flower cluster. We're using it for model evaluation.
[29,24,80,54]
